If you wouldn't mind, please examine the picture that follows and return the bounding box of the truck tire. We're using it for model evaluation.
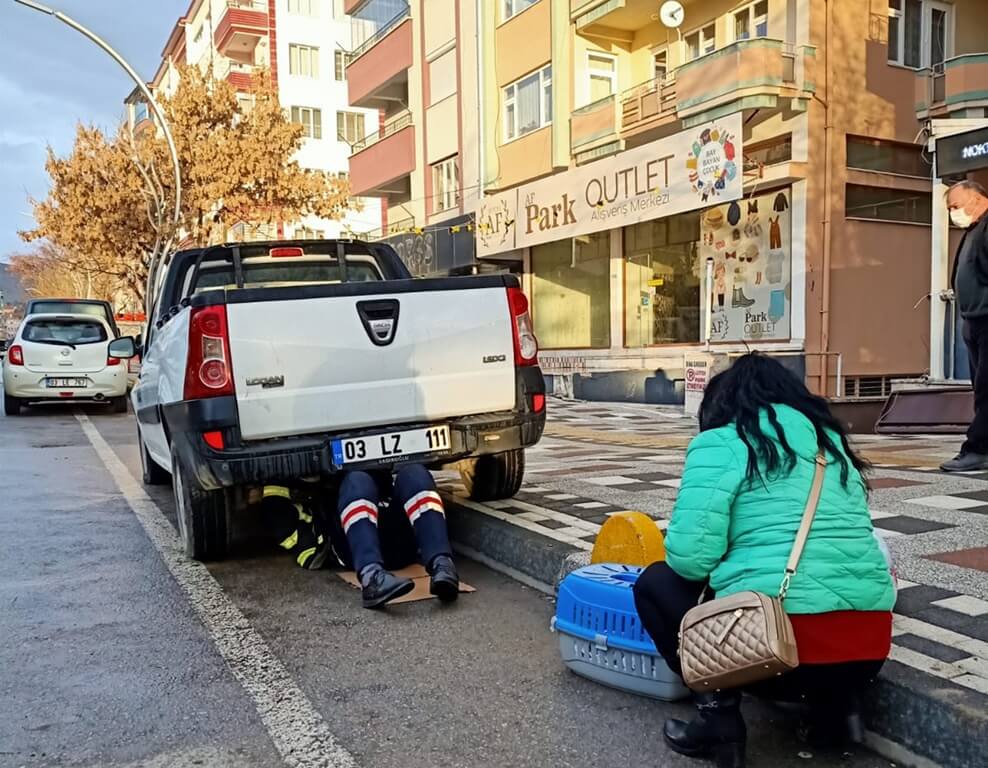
[460,449,525,502]
[111,396,128,414]
[139,427,171,486]
[4,391,21,416]
[171,444,230,561]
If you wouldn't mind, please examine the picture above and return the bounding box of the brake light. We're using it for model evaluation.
[507,287,538,366]
[532,393,546,413]
[203,431,225,450]
[7,345,23,366]
[184,305,234,400]
[270,247,304,258]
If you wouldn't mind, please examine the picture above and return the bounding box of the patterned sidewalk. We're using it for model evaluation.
[440,397,988,705]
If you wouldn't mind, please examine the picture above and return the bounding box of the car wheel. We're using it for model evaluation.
[138,427,171,486]
[170,443,231,561]
[3,391,21,417]
[111,396,129,414]
[460,449,525,502]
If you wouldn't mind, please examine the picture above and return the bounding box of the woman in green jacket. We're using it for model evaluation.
[633,354,895,768]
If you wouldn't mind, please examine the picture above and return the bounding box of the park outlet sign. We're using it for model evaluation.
[475,114,743,257]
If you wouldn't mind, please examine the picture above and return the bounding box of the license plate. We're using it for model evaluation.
[332,425,451,466]
[46,378,88,388]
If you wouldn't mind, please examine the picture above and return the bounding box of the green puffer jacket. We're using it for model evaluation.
[665,405,895,614]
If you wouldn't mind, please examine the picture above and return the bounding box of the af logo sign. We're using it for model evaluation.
[477,197,514,250]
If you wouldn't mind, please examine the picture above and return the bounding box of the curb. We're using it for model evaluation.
[445,496,983,768]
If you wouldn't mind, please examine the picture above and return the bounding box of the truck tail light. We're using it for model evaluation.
[7,345,23,366]
[184,305,235,400]
[507,287,538,367]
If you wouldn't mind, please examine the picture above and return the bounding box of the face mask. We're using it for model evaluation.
[951,208,974,229]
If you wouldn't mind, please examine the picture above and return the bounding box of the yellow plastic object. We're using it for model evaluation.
[590,511,666,567]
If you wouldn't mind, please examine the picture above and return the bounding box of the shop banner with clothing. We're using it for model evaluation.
[476,115,744,258]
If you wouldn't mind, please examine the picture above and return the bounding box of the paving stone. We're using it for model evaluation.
[872,516,956,535]
[893,632,973,663]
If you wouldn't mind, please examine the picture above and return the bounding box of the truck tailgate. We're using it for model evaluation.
[226,282,517,441]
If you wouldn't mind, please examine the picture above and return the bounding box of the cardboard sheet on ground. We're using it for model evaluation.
[336,564,475,604]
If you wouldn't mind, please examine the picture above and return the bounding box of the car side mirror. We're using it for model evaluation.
[108,337,138,359]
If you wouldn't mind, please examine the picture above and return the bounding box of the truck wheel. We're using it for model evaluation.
[111,396,128,414]
[460,449,526,501]
[4,391,21,416]
[171,444,230,561]
[139,427,171,486]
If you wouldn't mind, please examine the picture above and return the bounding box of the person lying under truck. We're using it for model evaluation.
[260,463,460,609]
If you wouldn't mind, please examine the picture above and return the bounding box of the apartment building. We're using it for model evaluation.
[454,0,988,401]
[133,0,381,241]
[342,0,492,276]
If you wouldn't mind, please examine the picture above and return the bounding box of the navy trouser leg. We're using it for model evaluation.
[337,471,383,574]
[392,464,452,569]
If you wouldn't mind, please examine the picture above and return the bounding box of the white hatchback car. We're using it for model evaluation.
[2,313,133,416]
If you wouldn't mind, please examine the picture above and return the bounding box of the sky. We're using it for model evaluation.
[0,0,187,261]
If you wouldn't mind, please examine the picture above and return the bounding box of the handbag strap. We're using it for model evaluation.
[778,450,827,600]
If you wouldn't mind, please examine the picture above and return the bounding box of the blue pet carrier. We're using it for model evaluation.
[552,564,688,701]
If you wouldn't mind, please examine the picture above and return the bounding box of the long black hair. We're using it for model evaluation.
[697,354,869,487]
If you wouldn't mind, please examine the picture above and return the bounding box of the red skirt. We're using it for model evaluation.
[790,611,893,664]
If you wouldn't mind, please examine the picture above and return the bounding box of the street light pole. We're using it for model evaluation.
[12,0,182,320]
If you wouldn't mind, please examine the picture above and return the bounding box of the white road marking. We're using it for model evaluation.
[76,414,357,768]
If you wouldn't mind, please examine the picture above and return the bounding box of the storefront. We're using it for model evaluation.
[475,116,805,402]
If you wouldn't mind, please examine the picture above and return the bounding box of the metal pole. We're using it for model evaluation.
[704,257,714,351]
[12,0,182,320]
[835,352,843,399]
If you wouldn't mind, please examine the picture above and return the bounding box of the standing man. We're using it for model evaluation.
[942,180,988,472]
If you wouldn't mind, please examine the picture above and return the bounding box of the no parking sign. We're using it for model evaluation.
[684,354,713,417]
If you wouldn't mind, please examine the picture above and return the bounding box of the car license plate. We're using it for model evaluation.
[332,425,451,466]
[46,377,88,388]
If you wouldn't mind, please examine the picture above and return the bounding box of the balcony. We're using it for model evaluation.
[572,0,656,41]
[217,58,257,91]
[347,10,412,110]
[571,96,622,163]
[348,113,415,198]
[620,39,816,141]
[916,54,988,120]
[214,1,268,55]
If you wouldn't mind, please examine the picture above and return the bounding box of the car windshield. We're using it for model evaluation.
[29,302,109,321]
[23,319,107,345]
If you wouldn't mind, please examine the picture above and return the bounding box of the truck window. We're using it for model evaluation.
[189,258,383,295]
[24,319,108,345]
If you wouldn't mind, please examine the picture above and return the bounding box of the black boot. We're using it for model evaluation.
[361,566,414,609]
[805,693,865,749]
[429,555,459,603]
[664,691,746,768]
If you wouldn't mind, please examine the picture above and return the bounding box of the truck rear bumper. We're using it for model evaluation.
[163,368,546,490]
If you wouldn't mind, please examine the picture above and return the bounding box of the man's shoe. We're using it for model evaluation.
[429,555,459,603]
[664,692,746,768]
[940,452,988,472]
[361,568,414,609]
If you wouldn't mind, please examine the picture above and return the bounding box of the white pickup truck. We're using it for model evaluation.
[124,240,546,560]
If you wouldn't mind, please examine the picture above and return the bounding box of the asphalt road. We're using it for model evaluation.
[0,406,893,768]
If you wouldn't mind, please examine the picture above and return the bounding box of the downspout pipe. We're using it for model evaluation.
[819,0,834,396]
[476,0,485,199]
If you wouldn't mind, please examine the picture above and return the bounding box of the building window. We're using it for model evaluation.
[288,0,318,15]
[432,156,459,213]
[336,111,365,144]
[290,106,323,139]
[734,1,769,41]
[295,226,326,239]
[653,49,668,80]
[685,23,716,61]
[532,233,611,349]
[845,184,933,224]
[887,0,952,68]
[335,50,347,81]
[587,51,617,103]
[289,44,320,78]
[503,0,539,22]
[503,65,552,142]
[847,137,929,177]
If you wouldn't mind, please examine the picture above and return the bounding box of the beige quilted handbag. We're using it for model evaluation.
[678,452,827,692]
